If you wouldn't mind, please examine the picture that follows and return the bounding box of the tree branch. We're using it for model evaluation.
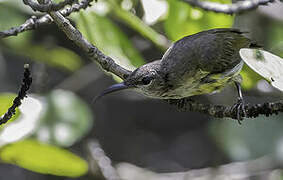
[117,155,279,180]
[0,0,93,39]
[167,98,283,121]
[48,11,131,79]
[87,140,121,180]
[23,0,77,12]
[0,64,32,125]
[183,0,275,14]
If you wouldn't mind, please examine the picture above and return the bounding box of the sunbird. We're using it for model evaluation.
[96,28,261,120]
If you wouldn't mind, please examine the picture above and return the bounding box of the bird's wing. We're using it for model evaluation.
[160,28,252,84]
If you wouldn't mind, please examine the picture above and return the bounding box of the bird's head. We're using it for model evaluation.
[95,60,166,101]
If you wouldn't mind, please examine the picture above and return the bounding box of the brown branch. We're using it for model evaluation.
[0,64,32,125]
[0,0,93,39]
[48,11,131,80]
[167,98,283,121]
[183,0,275,14]
[23,0,77,12]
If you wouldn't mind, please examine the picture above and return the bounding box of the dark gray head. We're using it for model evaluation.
[95,60,166,102]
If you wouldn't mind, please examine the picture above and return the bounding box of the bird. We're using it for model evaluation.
[95,28,259,121]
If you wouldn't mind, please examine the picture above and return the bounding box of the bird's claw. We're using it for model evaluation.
[231,97,246,124]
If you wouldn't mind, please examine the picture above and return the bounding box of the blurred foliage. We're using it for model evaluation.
[268,22,283,57]
[74,11,146,68]
[0,3,82,72]
[209,114,283,161]
[164,0,234,41]
[21,45,82,72]
[0,90,92,176]
[0,93,20,126]
[0,0,35,14]
[0,96,42,147]
[0,5,32,47]
[240,65,263,90]
[0,139,88,177]
[0,5,27,32]
[35,89,93,147]
[107,0,169,51]
[3,40,83,72]
[72,10,146,80]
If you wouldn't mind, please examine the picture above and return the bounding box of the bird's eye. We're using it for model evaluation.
[141,76,152,85]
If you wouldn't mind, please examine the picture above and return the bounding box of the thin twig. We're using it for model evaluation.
[23,0,77,12]
[183,0,274,14]
[0,64,32,125]
[167,98,283,121]
[0,16,38,39]
[0,0,93,39]
[61,0,93,16]
[48,11,131,80]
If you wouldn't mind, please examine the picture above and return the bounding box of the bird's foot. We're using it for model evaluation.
[231,97,246,124]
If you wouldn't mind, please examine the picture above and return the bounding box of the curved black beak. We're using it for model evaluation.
[93,82,133,103]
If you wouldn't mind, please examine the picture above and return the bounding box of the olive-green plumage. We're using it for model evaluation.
[161,28,250,79]
[98,28,256,101]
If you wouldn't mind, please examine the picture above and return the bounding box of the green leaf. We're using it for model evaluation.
[0,139,88,177]
[239,48,283,91]
[6,44,83,72]
[107,0,169,51]
[72,11,145,78]
[0,4,32,48]
[0,4,25,32]
[0,3,81,71]
[0,96,43,147]
[35,89,93,147]
[0,3,82,72]
[0,0,36,14]
[25,45,83,72]
[164,0,234,41]
[0,93,20,126]
[268,22,283,57]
